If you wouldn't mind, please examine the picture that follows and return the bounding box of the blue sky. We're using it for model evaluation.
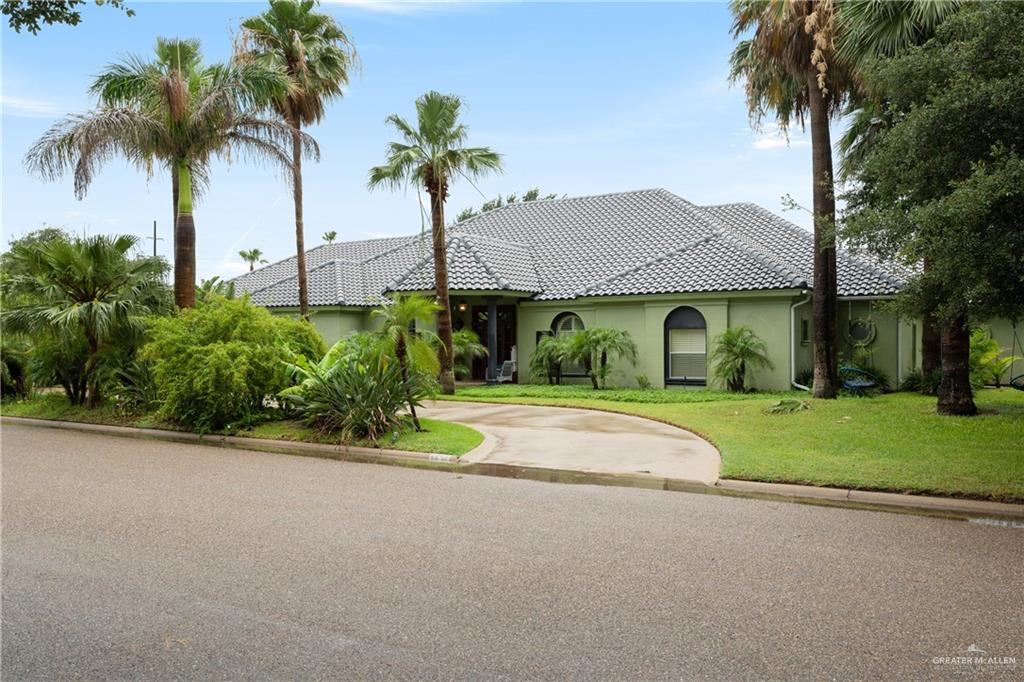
[2,0,818,279]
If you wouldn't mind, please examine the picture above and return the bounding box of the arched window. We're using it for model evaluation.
[665,306,706,385]
[552,312,586,376]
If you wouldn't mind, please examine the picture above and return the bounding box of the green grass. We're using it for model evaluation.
[241,418,482,456]
[2,394,483,457]
[441,386,1024,502]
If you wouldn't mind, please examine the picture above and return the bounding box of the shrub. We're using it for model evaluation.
[969,327,1015,388]
[283,357,424,442]
[567,328,638,389]
[635,374,653,390]
[0,336,31,398]
[111,359,159,413]
[842,344,891,393]
[530,335,571,385]
[452,329,487,380]
[900,368,941,394]
[710,326,774,392]
[143,296,324,432]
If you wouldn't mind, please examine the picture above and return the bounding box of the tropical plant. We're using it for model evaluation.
[283,356,422,442]
[3,0,133,34]
[566,328,638,390]
[763,398,811,414]
[0,335,31,398]
[322,230,337,244]
[730,0,853,399]
[452,328,487,380]
[368,91,503,394]
[239,0,357,319]
[454,187,557,223]
[635,374,653,391]
[710,326,774,393]
[372,294,441,430]
[529,335,570,385]
[111,358,159,412]
[969,328,1016,390]
[239,248,268,271]
[24,37,308,308]
[196,276,236,302]
[899,368,940,395]
[143,295,323,431]
[2,234,170,407]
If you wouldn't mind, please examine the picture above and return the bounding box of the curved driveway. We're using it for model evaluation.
[420,400,720,484]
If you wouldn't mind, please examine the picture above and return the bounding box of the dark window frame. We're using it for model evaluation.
[664,306,707,386]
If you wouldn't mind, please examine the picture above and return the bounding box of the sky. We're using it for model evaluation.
[1,0,822,280]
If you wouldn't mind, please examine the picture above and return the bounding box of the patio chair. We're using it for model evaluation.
[497,361,516,383]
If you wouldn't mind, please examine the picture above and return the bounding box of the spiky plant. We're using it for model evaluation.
[710,326,774,393]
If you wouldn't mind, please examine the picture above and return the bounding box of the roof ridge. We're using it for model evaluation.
[453,187,670,228]
[244,258,341,299]
[455,235,508,290]
[579,233,716,296]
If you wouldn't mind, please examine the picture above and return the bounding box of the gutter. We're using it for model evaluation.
[790,291,812,391]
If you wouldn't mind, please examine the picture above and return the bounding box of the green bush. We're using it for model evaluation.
[969,327,1015,388]
[635,374,653,390]
[899,368,941,394]
[710,326,774,392]
[143,296,324,432]
[283,356,424,442]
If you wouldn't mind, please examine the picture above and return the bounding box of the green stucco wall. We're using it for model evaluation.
[269,307,370,345]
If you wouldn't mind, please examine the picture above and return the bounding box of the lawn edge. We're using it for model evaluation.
[4,415,1022,521]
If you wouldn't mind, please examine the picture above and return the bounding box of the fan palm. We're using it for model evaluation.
[730,0,856,399]
[239,0,357,319]
[368,91,503,394]
[239,248,268,271]
[711,326,775,392]
[372,294,441,431]
[2,234,169,407]
[24,37,312,309]
[322,230,337,244]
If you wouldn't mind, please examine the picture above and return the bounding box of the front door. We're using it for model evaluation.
[471,304,517,381]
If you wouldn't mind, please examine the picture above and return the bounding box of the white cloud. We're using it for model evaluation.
[2,95,61,118]
[751,125,810,151]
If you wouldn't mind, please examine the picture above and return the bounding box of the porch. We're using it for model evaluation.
[450,294,524,384]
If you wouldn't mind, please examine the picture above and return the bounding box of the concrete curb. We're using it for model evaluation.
[3,416,1021,521]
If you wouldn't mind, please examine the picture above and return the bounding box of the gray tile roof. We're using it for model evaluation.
[233,188,909,306]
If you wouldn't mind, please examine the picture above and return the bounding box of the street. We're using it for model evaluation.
[2,424,1021,680]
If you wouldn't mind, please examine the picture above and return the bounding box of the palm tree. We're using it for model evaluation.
[239,0,357,319]
[239,248,268,271]
[569,328,639,390]
[529,335,570,385]
[368,91,503,395]
[24,37,309,309]
[322,230,337,244]
[372,294,441,431]
[2,234,169,407]
[730,0,853,399]
[452,328,487,380]
[711,326,775,392]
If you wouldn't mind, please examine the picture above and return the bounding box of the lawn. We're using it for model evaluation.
[1,394,483,457]
[443,385,1024,502]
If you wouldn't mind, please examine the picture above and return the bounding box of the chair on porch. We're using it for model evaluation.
[497,360,516,383]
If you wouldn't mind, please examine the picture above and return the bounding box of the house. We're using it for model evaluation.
[233,188,1018,390]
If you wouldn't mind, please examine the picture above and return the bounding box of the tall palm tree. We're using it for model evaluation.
[239,248,268,271]
[372,294,441,431]
[368,91,503,395]
[730,0,854,399]
[25,37,311,309]
[2,234,168,407]
[239,0,357,319]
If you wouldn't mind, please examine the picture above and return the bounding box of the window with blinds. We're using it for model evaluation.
[668,328,706,380]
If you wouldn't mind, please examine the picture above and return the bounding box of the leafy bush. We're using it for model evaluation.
[969,327,1015,388]
[530,335,571,385]
[567,328,638,389]
[283,357,425,442]
[111,359,159,412]
[842,344,891,393]
[0,336,31,398]
[277,315,328,362]
[635,374,653,390]
[452,328,487,379]
[143,296,324,432]
[900,368,941,394]
[710,326,774,392]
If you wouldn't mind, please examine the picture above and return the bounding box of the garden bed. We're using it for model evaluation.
[1,394,483,457]
[441,386,1024,502]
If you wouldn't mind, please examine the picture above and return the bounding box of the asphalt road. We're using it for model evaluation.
[2,424,1022,680]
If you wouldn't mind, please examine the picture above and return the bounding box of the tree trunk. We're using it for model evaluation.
[396,335,421,431]
[599,351,608,389]
[171,164,179,260]
[427,183,456,395]
[173,161,196,308]
[920,256,941,378]
[291,116,310,319]
[937,314,977,416]
[807,72,840,399]
[84,333,101,408]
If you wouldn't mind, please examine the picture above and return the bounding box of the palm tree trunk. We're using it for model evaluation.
[920,256,941,377]
[396,335,421,431]
[171,164,179,259]
[937,314,977,416]
[427,184,457,395]
[174,161,196,308]
[807,73,840,399]
[291,115,310,320]
[84,331,101,408]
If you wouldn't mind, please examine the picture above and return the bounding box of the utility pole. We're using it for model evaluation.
[147,220,163,257]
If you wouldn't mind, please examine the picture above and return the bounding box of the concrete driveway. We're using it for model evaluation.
[420,400,720,484]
